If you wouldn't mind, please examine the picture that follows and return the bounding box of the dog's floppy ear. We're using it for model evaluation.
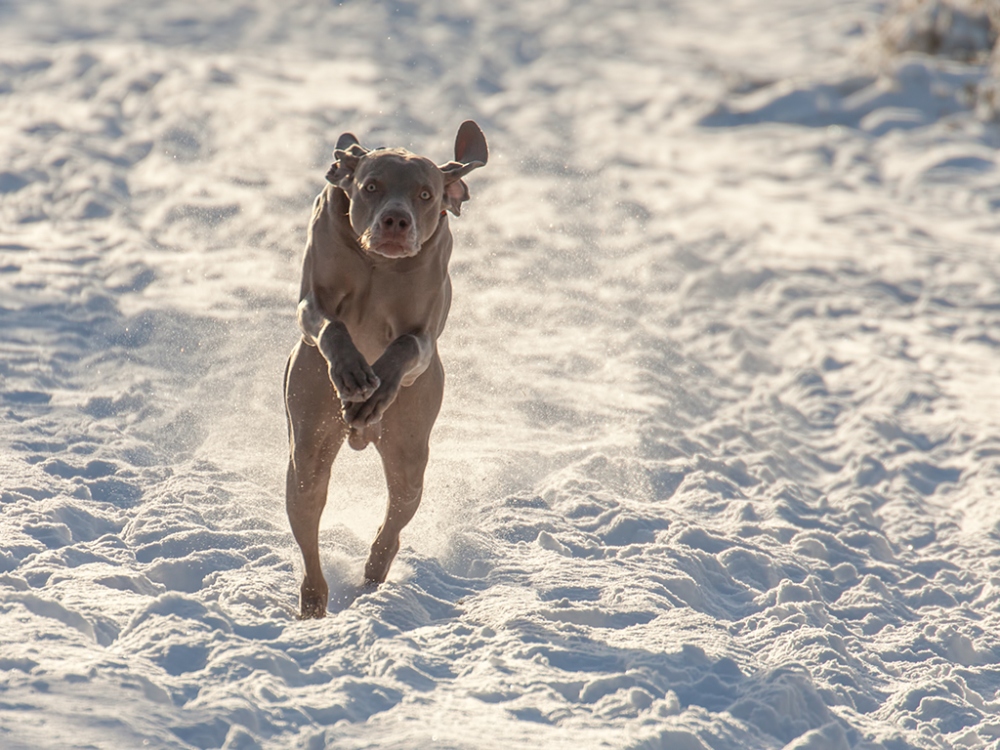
[325,132,369,187]
[439,120,488,216]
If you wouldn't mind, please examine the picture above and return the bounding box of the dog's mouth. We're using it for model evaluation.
[371,241,419,258]
[359,229,420,258]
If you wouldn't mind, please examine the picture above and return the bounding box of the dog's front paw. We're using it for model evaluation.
[328,356,381,403]
[343,378,401,428]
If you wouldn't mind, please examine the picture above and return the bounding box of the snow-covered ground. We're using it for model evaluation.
[3,1,1000,748]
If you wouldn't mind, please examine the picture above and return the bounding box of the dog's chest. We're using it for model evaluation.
[328,263,449,361]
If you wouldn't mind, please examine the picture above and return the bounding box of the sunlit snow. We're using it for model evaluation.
[2,1,1000,748]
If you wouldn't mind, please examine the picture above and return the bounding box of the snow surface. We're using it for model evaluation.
[2,0,1000,748]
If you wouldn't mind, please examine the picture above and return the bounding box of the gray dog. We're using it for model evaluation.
[284,121,488,618]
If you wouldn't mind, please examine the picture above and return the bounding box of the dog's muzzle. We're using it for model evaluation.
[361,207,420,257]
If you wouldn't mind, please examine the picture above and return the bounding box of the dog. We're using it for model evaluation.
[284,121,488,618]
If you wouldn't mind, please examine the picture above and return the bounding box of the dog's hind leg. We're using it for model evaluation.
[364,353,444,585]
[285,339,348,618]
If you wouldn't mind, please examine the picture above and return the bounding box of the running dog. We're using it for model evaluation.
[284,121,488,618]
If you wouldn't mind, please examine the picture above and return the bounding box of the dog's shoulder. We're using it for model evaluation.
[307,184,353,245]
[313,182,350,219]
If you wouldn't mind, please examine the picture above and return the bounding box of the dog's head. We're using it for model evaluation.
[326,121,488,259]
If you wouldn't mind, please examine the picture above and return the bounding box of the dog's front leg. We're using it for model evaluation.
[318,320,381,404]
[343,333,433,428]
[297,295,380,403]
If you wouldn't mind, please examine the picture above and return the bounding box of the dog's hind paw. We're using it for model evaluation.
[298,597,327,620]
[298,584,329,620]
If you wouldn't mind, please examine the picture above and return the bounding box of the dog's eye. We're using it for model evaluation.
[420,190,432,200]
[365,182,377,192]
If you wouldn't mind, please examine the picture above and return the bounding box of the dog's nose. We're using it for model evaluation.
[379,210,411,232]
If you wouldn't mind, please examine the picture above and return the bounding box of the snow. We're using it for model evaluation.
[2,0,1000,748]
